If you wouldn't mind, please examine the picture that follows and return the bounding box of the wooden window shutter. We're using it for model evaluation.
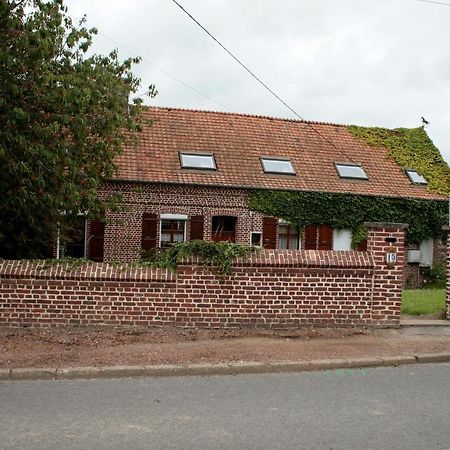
[89,220,105,262]
[318,225,333,250]
[304,225,318,250]
[262,217,277,249]
[190,215,204,241]
[142,213,158,251]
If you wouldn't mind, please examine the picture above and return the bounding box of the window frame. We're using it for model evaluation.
[179,152,217,171]
[405,169,428,185]
[278,221,300,250]
[250,231,263,247]
[334,162,369,181]
[56,217,88,259]
[260,157,296,175]
[159,218,187,248]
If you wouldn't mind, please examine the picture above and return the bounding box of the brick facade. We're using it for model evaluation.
[100,182,265,262]
[0,224,407,329]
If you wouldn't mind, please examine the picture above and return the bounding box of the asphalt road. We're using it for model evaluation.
[1,364,450,450]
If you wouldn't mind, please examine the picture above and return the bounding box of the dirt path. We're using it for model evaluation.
[2,326,450,369]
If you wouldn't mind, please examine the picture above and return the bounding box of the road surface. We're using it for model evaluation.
[1,363,450,449]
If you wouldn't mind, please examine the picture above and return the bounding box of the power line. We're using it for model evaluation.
[418,0,450,6]
[170,0,405,199]
[96,30,231,111]
[77,20,231,111]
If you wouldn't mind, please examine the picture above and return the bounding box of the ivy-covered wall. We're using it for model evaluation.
[347,125,450,196]
[249,191,446,245]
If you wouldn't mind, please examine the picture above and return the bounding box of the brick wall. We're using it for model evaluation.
[101,182,264,262]
[366,223,407,326]
[0,223,407,329]
[444,226,450,320]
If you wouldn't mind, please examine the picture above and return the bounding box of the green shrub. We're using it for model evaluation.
[140,240,257,275]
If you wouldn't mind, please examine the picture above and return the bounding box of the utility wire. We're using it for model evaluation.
[418,0,450,6]
[96,30,230,111]
[85,24,231,111]
[170,0,406,199]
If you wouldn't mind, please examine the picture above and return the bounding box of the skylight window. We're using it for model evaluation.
[406,169,428,185]
[261,157,295,175]
[180,153,216,170]
[335,163,369,180]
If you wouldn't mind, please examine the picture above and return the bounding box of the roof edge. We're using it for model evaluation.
[106,179,447,201]
[142,105,349,128]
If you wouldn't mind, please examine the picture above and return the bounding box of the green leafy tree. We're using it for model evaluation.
[0,0,153,258]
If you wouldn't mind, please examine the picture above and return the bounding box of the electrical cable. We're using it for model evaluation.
[418,0,450,6]
[170,0,406,198]
[72,16,231,112]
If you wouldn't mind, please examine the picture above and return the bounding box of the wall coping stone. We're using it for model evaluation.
[364,222,409,229]
[0,260,175,282]
[180,249,374,269]
[0,249,374,281]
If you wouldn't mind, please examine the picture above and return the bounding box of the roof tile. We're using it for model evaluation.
[113,107,444,200]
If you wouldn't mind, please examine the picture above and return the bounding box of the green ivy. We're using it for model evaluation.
[21,257,91,271]
[140,240,258,276]
[351,224,368,249]
[347,126,450,195]
[249,190,447,244]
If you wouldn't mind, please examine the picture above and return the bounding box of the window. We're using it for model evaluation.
[160,219,186,247]
[59,217,86,258]
[180,152,216,170]
[212,216,237,242]
[278,222,299,250]
[406,169,427,185]
[261,157,295,175]
[251,232,262,246]
[335,163,368,180]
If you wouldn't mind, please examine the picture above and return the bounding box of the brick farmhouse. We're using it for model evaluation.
[2,107,449,328]
[61,107,444,277]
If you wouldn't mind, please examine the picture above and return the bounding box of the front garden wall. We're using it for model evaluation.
[0,224,406,328]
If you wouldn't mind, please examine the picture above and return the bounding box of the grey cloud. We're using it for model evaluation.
[66,0,450,162]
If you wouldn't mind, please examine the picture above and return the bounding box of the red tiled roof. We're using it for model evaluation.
[113,106,445,200]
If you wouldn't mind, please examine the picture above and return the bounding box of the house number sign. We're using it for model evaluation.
[385,252,397,267]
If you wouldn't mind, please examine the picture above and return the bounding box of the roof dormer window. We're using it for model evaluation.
[261,157,295,175]
[180,152,217,170]
[335,163,369,180]
[406,169,427,185]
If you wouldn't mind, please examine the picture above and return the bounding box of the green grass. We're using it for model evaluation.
[401,289,446,316]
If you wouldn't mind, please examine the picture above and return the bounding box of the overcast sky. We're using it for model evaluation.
[66,0,450,162]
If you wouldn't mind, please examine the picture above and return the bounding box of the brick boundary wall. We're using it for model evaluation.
[0,223,407,329]
[443,226,450,320]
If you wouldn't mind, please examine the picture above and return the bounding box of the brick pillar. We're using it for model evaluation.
[365,222,408,327]
[443,226,450,320]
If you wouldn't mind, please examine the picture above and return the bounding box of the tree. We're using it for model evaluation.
[0,0,152,258]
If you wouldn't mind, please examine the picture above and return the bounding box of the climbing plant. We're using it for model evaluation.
[140,240,257,276]
[249,190,447,245]
[347,126,450,195]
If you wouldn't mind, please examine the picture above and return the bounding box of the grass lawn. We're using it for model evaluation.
[401,289,446,316]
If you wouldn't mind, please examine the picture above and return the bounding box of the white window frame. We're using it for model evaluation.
[260,157,296,175]
[405,169,428,185]
[159,217,187,247]
[250,231,263,247]
[179,152,217,170]
[334,162,369,180]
